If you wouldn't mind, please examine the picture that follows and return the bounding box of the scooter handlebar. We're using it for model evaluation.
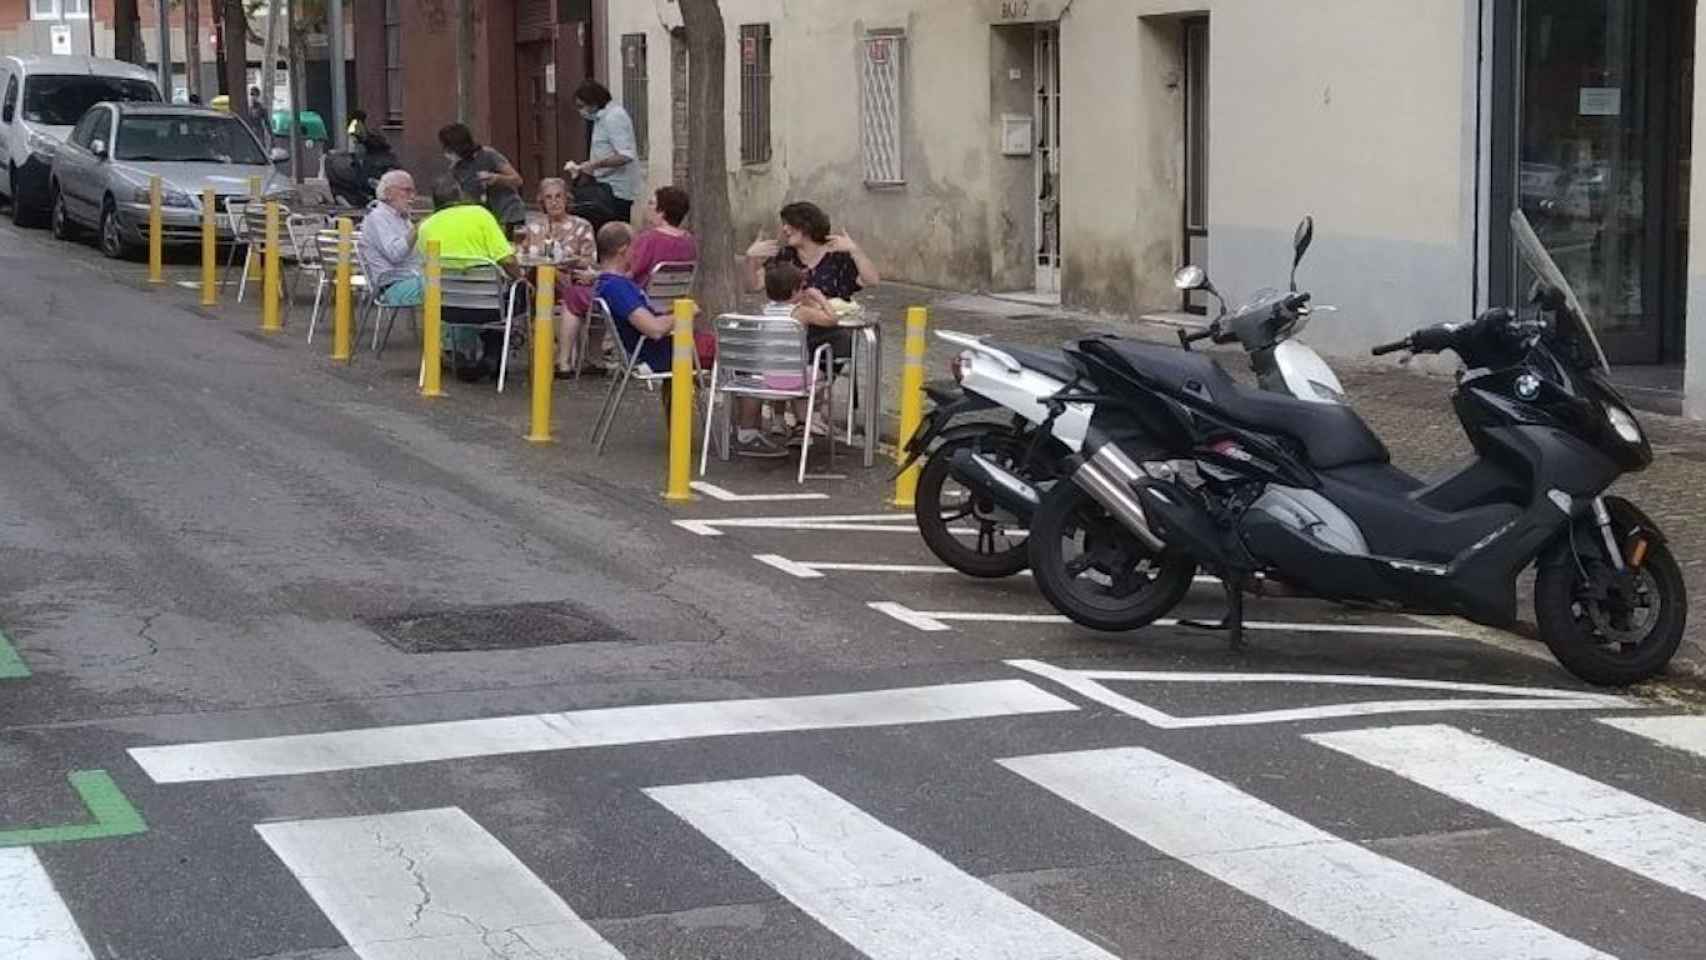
[1371,338,1411,357]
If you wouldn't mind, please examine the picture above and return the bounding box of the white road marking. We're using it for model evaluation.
[869,602,1462,637]
[0,848,96,960]
[257,808,624,960]
[1309,724,1706,901]
[689,481,830,502]
[753,556,1224,583]
[646,775,1117,960]
[1001,747,1611,960]
[1600,715,1706,761]
[1007,659,1634,728]
[129,679,1077,782]
[673,513,908,537]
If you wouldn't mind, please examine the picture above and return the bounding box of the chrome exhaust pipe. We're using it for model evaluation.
[948,449,1040,520]
[1070,444,1167,552]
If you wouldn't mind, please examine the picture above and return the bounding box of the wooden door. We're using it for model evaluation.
[514,41,556,188]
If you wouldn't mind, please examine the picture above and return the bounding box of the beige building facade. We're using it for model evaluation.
[605,0,1704,417]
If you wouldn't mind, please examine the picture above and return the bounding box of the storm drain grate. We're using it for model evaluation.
[364,600,630,654]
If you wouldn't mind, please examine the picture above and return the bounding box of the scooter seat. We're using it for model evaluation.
[986,341,1080,384]
[1101,339,1388,470]
[1215,382,1391,469]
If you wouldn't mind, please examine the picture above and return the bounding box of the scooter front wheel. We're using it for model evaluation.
[1535,533,1687,687]
[1029,481,1197,632]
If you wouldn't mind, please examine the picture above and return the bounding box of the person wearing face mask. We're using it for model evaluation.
[564,80,639,224]
[439,122,527,233]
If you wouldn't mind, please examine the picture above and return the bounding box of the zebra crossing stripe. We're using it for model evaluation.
[1309,724,1706,903]
[1600,715,1706,761]
[0,847,96,960]
[130,679,1077,782]
[646,775,1118,960]
[256,808,624,960]
[1001,747,1611,960]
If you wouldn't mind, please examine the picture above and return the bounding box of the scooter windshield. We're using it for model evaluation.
[1511,209,1611,373]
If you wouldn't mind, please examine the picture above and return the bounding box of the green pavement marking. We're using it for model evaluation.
[0,770,147,848]
[0,626,27,678]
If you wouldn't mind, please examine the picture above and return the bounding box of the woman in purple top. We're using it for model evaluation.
[628,185,698,284]
[560,185,698,377]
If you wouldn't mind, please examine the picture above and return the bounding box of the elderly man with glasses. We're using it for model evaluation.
[357,170,425,306]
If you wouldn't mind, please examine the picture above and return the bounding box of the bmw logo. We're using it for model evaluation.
[1515,373,1541,400]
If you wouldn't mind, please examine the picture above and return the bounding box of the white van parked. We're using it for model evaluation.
[0,55,160,227]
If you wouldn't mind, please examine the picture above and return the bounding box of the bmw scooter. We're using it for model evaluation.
[1031,210,1684,686]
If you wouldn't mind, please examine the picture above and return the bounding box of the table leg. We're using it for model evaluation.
[862,325,881,468]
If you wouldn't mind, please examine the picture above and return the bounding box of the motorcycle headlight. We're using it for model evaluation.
[1606,404,1644,445]
[24,130,58,160]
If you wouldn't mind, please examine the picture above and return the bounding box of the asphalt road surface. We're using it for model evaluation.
[2,214,1705,960]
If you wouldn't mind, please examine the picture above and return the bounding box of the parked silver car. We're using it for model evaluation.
[48,102,289,259]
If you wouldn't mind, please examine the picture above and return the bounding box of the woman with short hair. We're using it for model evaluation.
[565,80,640,223]
[438,122,526,232]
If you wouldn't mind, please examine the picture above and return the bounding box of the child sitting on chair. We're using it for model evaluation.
[726,262,836,458]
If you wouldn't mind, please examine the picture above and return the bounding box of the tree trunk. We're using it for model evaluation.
[184,0,204,101]
[113,0,143,65]
[286,0,305,181]
[217,0,248,99]
[677,0,740,319]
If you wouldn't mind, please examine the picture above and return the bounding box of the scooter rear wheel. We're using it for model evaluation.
[1536,536,1686,687]
[915,431,1034,578]
[1029,481,1197,632]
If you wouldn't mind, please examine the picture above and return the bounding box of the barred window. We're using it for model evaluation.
[621,34,649,161]
[384,0,403,124]
[860,31,904,185]
[738,23,772,166]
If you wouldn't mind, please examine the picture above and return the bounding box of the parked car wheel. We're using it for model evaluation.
[99,197,135,260]
[50,186,79,241]
[9,164,47,228]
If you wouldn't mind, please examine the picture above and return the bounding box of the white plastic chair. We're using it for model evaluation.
[699,312,836,484]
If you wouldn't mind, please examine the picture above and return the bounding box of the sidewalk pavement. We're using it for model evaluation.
[128,257,1706,681]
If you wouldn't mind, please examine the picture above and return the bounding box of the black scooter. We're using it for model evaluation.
[1035,210,1684,686]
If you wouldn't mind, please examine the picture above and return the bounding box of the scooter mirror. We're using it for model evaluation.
[1290,216,1314,291]
[1173,265,1208,291]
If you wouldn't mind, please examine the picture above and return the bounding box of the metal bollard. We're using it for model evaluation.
[891,306,929,507]
[665,298,695,501]
[331,217,354,362]
[420,240,444,398]
[260,201,282,333]
[200,187,217,305]
[147,175,164,284]
[527,266,556,443]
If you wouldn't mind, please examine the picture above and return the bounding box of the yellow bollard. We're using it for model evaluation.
[664,298,695,501]
[420,241,444,398]
[147,175,164,284]
[200,187,217,306]
[260,201,282,333]
[527,266,557,443]
[891,306,929,507]
[331,217,354,362]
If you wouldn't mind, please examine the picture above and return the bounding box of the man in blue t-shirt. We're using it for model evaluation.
[593,222,675,371]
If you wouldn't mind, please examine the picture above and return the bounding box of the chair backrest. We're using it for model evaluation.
[315,228,364,277]
[712,313,809,380]
[438,259,509,312]
[242,202,292,253]
[590,295,645,360]
[647,260,696,303]
[288,213,330,262]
